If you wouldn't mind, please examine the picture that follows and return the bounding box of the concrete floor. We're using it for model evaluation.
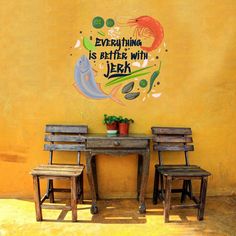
[0,196,235,236]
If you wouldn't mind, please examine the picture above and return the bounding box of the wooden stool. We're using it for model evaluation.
[151,127,211,222]
[160,166,211,222]
[30,164,84,222]
[44,124,88,203]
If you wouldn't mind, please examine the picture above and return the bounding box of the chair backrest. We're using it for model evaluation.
[151,127,194,166]
[44,124,88,164]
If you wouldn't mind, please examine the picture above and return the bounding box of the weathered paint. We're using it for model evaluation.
[0,0,236,198]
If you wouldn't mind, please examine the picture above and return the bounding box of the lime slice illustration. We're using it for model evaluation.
[92,16,104,29]
[139,79,148,88]
[106,18,115,27]
[83,37,96,51]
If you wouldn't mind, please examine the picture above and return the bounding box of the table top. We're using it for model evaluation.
[84,133,153,140]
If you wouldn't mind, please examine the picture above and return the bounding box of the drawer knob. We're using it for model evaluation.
[113,141,120,146]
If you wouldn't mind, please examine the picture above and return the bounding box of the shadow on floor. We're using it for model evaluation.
[1,196,236,235]
[39,198,204,224]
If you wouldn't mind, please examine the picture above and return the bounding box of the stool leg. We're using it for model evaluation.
[48,179,54,203]
[160,174,165,200]
[153,168,159,204]
[181,180,187,203]
[187,180,193,199]
[198,177,208,220]
[71,176,77,222]
[164,176,172,223]
[77,173,83,204]
[33,176,42,221]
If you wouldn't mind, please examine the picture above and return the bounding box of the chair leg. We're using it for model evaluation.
[77,172,83,204]
[187,180,193,199]
[160,174,165,201]
[33,176,42,221]
[164,176,172,223]
[181,180,187,203]
[153,168,159,204]
[48,179,54,203]
[71,176,77,222]
[198,177,208,220]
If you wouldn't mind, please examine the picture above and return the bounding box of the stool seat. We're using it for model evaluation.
[30,164,84,222]
[158,166,211,177]
[31,164,84,177]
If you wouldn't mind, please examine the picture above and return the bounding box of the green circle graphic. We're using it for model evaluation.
[106,18,115,27]
[139,79,148,88]
[92,16,104,29]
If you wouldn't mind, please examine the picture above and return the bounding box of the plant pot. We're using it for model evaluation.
[106,122,118,133]
[119,123,129,135]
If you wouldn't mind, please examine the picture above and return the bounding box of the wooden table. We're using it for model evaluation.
[85,133,151,214]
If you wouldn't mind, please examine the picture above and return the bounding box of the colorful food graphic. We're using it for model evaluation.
[98,31,105,36]
[105,66,153,87]
[139,79,148,88]
[106,18,115,27]
[147,61,161,93]
[122,82,134,94]
[73,15,167,105]
[83,37,96,51]
[74,55,122,105]
[74,39,81,48]
[92,16,105,29]
[127,16,164,52]
[125,92,140,100]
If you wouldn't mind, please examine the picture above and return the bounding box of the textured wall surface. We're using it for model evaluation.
[0,0,236,198]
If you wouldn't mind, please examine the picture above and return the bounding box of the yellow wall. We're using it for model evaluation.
[0,0,236,198]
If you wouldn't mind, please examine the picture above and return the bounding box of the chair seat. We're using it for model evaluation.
[155,164,200,170]
[151,126,211,222]
[31,164,84,177]
[159,166,211,177]
[31,164,84,222]
[160,168,211,177]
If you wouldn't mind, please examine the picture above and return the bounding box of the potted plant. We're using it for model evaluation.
[118,116,134,135]
[103,114,119,134]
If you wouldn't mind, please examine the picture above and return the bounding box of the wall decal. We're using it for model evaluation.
[74,40,81,48]
[74,55,123,105]
[73,15,167,105]
[92,16,105,29]
[127,16,164,52]
[147,61,161,93]
[122,82,134,94]
[106,18,115,28]
[139,79,148,88]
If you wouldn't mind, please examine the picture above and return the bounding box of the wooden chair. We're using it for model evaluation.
[31,164,83,222]
[43,124,88,204]
[152,127,211,222]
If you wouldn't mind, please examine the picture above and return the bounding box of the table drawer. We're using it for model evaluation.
[86,139,148,149]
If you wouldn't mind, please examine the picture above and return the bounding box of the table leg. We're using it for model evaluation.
[137,155,143,200]
[91,155,99,199]
[86,152,98,214]
[139,148,150,214]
